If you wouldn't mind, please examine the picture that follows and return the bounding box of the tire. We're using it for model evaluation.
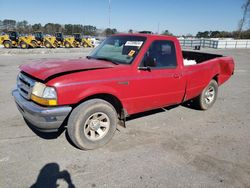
[67,99,118,150]
[195,79,218,110]
[44,41,52,48]
[64,42,71,48]
[73,41,79,48]
[36,41,42,48]
[54,42,59,48]
[20,41,28,49]
[3,41,12,48]
[31,40,38,48]
[83,43,88,48]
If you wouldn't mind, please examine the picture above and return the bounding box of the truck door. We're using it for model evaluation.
[132,40,186,112]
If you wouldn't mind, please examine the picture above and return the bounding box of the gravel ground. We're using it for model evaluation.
[0,48,249,188]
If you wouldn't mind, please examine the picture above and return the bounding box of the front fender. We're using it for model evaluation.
[56,82,123,106]
[77,85,122,104]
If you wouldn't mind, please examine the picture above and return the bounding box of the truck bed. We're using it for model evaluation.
[182,51,223,64]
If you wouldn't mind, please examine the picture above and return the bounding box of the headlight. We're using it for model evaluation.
[31,82,57,106]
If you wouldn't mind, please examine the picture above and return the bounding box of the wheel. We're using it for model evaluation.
[54,42,59,48]
[73,41,79,48]
[20,41,28,49]
[3,41,12,48]
[37,41,42,47]
[195,79,218,110]
[64,42,71,48]
[44,41,52,48]
[83,43,88,48]
[31,40,38,48]
[67,99,118,150]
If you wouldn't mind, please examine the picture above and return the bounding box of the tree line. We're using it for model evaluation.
[1,19,250,39]
[191,0,250,39]
[196,30,250,39]
[0,19,117,36]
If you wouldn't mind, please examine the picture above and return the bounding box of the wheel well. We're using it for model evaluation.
[3,40,11,43]
[212,74,219,83]
[75,94,125,119]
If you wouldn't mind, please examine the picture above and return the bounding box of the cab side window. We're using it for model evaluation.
[142,40,177,68]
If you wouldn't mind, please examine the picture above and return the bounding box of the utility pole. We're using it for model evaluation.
[157,22,160,34]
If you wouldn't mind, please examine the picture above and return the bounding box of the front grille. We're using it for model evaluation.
[17,73,35,100]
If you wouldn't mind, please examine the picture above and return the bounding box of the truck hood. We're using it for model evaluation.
[20,58,116,81]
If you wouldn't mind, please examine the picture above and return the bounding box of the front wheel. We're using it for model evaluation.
[64,42,71,48]
[83,43,88,48]
[195,79,218,110]
[20,41,28,49]
[31,40,38,48]
[3,41,12,48]
[44,41,52,48]
[67,99,118,150]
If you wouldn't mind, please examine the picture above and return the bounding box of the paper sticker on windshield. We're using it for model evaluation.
[128,50,135,57]
[125,41,143,47]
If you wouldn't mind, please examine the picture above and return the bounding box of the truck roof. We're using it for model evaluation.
[112,33,177,41]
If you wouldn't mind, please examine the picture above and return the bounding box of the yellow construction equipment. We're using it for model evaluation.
[64,36,80,48]
[54,32,64,47]
[0,31,37,49]
[73,33,94,48]
[56,32,80,48]
[72,33,82,48]
[33,31,58,48]
[33,31,44,47]
[0,31,93,49]
[82,37,94,48]
[43,36,57,48]
[0,31,19,48]
[43,32,80,48]
[35,32,61,48]
[19,35,37,49]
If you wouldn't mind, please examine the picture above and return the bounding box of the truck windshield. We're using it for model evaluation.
[88,36,146,64]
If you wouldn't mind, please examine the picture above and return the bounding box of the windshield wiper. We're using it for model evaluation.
[90,57,119,65]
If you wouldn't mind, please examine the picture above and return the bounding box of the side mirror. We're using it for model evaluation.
[138,56,156,71]
[144,56,156,67]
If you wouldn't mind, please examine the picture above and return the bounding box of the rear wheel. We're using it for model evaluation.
[31,40,38,48]
[83,43,88,48]
[3,41,12,48]
[20,41,28,49]
[67,99,118,150]
[36,41,42,47]
[44,41,52,48]
[54,42,59,48]
[73,41,80,48]
[64,42,71,48]
[195,79,218,110]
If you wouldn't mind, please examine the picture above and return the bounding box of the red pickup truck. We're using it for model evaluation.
[12,34,234,150]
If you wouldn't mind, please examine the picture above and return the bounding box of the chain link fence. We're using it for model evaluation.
[179,39,250,49]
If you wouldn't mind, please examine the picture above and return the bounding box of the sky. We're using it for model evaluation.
[0,0,246,35]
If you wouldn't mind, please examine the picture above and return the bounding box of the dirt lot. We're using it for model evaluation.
[0,48,249,188]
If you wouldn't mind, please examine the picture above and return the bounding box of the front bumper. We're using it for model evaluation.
[12,89,72,132]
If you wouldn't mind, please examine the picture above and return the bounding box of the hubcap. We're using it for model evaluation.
[204,86,215,104]
[83,112,110,141]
